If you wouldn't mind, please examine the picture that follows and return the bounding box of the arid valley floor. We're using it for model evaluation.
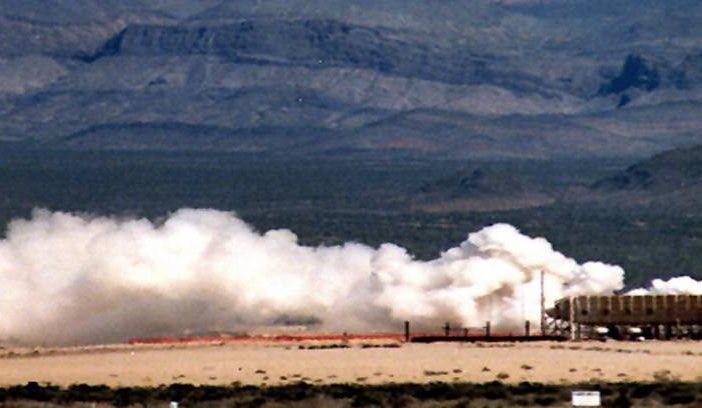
[3,340,702,406]
[3,340,702,387]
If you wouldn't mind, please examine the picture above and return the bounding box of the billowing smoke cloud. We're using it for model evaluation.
[0,209,630,345]
[628,276,702,296]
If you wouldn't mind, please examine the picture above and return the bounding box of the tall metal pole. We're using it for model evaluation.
[569,296,576,341]
[540,270,546,335]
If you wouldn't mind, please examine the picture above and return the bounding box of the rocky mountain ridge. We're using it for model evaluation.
[1,0,702,158]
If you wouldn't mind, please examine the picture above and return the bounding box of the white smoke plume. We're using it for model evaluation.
[0,208,629,345]
[628,276,702,296]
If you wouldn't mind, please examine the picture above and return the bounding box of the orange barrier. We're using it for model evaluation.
[127,330,548,345]
[128,332,407,345]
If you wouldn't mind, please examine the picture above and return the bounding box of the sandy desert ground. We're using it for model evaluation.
[2,339,702,387]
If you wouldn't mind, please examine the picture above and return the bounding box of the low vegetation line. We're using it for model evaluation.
[1,380,701,407]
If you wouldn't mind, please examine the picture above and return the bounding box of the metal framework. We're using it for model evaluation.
[546,295,702,340]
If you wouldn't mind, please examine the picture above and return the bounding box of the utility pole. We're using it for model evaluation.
[569,296,576,341]
[540,270,546,335]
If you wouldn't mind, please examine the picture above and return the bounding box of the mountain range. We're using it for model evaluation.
[1,0,702,158]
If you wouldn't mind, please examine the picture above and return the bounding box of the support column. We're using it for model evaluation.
[569,296,576,341]
[540,270,546,335]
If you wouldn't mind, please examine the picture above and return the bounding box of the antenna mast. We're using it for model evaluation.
[540,270,546,335]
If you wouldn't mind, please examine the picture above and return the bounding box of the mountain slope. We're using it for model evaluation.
[412,167,555,211]
[580,144,702,214]
[1,1,702,157]
[593,145,702,192]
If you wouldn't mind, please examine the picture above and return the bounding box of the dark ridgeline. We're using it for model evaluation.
[0,0,701,157]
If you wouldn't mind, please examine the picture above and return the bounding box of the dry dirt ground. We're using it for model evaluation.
[2,340,702,387]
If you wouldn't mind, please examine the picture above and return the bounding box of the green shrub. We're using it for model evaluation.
[411,383,467,401]
[264,382,315,401]
[662,392,696,405]
[352,393,383,407]
[112,387,153,407]
[481,382,510,400]
[630,383,656,399]
[533,395,557,406]
[7,382,60,402]
[611,388,633,408]
[64,383,112,402]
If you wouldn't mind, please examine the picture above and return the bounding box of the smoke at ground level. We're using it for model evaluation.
[0,208,688,345]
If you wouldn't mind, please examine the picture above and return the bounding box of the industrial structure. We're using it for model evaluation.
[546,294,702,340]
[409,291,702,343]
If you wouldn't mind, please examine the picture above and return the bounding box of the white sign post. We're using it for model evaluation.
[572,391,601,407]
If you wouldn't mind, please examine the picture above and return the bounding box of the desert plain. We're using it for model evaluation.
[1,339,701,387]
